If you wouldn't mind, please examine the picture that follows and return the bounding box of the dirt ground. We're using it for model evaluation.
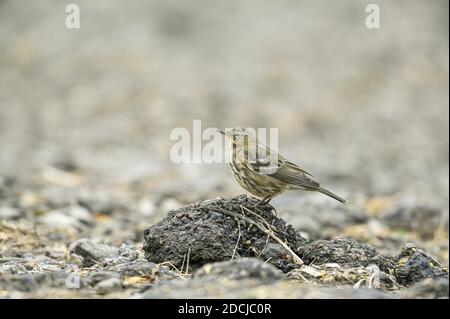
[0,1,448,298]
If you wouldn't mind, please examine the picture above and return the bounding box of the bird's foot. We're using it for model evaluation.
[250,196,277,216]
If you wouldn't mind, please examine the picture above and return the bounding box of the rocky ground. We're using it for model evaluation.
[0,1,448,298]
[0,184,448,298]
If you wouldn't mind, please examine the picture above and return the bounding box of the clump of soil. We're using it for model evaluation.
[292,239,448,289]
[143,195,306,272]
[394,244,448,286]
[143,195,448,288]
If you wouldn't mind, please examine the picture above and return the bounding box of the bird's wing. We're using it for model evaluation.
[284,160,314,177]
[268,162,320,190]
[236,143,284,171]
[236,144,319,189]
[251,144,314,176]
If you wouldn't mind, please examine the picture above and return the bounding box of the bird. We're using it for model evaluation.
[218,127,347,205]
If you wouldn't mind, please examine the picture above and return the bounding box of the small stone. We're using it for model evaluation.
[118,243,141,261]
[69,239,119,267]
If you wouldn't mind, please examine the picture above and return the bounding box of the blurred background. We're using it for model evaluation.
[0,1,448,265]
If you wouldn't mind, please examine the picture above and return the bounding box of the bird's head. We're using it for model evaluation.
[217,127,253,139]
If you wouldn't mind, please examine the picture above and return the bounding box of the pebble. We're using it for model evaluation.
[69,239,119,267]
[118,243,141,260]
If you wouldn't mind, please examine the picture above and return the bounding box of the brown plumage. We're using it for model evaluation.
[219,128,347,204]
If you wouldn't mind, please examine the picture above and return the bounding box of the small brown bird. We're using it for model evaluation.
[218,128,346,205]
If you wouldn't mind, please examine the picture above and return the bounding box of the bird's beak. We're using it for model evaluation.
[217,129,225,135]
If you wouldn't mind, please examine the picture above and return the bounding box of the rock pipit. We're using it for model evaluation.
[218,128,346,205]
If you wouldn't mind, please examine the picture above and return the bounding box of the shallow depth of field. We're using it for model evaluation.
[0,0,448,298]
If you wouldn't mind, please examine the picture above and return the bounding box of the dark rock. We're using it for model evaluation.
[299,239,448,287]
[299,238,397,272]
[395,244,448,286]
[52,157,79,172]
[95,277,122,295]
[143,195,306,272]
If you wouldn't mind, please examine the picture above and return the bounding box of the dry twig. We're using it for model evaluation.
[213,205,304,266]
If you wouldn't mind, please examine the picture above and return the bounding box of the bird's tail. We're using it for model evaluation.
[317,187,347,204]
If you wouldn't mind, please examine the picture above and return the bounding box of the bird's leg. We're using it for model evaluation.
[263,196,277,216]
[253,196,271,209]
[263,196,273,203]
[253,195,275,212]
